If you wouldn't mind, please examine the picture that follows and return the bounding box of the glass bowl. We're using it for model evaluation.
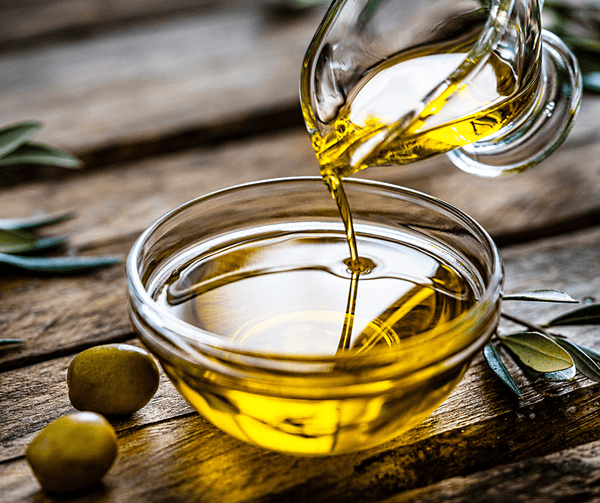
[126,177,502,455]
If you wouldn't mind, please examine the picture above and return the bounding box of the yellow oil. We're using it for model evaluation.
[156,228,476,454]
[311,41,533,315]
[305,41,538,178]
[160,233,475,353]
[165,357,469,454]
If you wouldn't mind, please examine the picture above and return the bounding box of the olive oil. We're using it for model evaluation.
[155,222,478,454]
[158,228,476,356]
[304,32,536,348]
[302,39,530,350]
[305,40,538,179]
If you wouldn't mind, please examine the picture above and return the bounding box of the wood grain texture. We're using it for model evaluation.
[0,0,217,47]
[0,239,134,372]
[0,132,317,248]
[387,439,600,503]
[0,5,320,162]
[0,1,322,51]
[2,372,600,502]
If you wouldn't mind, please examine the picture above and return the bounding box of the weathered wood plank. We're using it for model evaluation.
[0,1,322,51]
[0,5,321,164]
[0,339,194,463]
[387,439,600,503]
[0,238,134,372]
[0,0,217,48]
[0,342,195,464]
[0,132,317,248]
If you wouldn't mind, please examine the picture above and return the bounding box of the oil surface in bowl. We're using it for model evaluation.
[157,230,475,354]
[152,224,477,454]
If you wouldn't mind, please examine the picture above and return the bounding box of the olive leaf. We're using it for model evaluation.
[0,229,68,255]
[583,71,600,94]
[25,235,69,252]
[499,331,574,373]
[0,228,38,254]
[577,344,600,363]
[573,48,600,94]
[0,253,122,273]
[525,364,577,382]
[0,142,79,168]
[543,303,600,327]
[543,1,600,94]
[0,122,120,277]
[483,343,523,398]
[0,211,75,230]
[0,209,120,275]
[0,338,27,346]
[554,338,600,383]
[289,0,329,7]
[0,121,41,159]
[502,290,578,303]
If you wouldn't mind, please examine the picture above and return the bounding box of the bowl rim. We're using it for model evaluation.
[126,176,503,367]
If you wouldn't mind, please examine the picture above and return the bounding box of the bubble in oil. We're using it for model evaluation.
[156,231,476,357]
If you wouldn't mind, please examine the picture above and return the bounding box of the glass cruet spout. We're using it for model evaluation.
[301,0,582,178]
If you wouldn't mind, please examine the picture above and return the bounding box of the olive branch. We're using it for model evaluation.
[544,0,600,95]
[0,121,122,350]
[485,291,600,398]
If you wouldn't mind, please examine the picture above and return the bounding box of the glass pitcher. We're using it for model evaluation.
[301,0,582,178]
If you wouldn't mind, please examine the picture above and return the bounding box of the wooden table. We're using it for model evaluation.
[2,2,600,501]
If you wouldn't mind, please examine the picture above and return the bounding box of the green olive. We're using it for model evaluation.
[26,412,118,493]
[67,343,160,416]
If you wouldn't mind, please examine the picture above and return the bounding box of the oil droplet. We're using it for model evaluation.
[344,256,375,274]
